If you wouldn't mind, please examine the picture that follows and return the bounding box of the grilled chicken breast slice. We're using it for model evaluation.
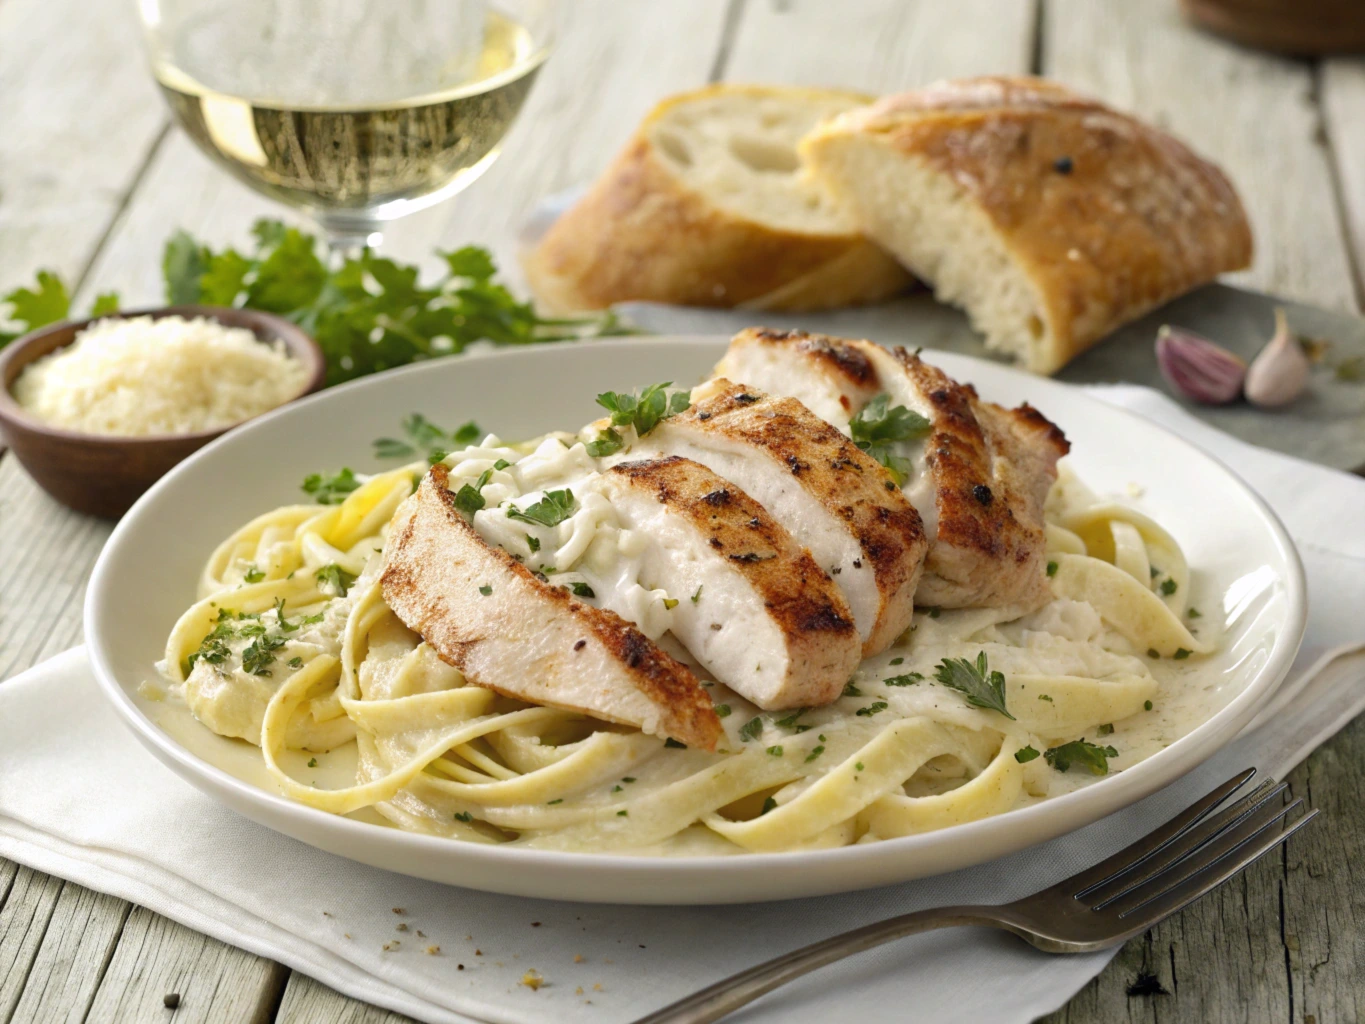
[381,466,723,751]
[600,456,861,709]
[712,327,1069,610]
[625,379,926,656]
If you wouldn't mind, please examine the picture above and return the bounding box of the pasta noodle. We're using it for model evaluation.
[159,448,1214,854]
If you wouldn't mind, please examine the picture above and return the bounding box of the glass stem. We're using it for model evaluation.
[319,216,383,266]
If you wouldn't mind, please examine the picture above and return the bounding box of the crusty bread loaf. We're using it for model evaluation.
[799,76,1254,375]
[523,84,912,314]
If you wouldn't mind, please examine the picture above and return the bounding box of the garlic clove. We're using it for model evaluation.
[1245,308,1310,408]
[1155,325,1246,405]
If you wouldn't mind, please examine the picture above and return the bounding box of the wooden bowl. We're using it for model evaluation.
[0,305,326,519]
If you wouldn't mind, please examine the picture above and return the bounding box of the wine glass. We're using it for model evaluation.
[137,0,554,258]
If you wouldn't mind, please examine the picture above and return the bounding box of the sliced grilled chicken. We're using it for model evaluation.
[600,456,861,709]
[382,466,723,751]
[625,379,926,656]
[711,327,1069,610]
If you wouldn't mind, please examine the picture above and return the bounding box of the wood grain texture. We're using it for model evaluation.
[0,866,64,1023]
[0,0,166,294]
[1044,0,1359,312]
[723,0,1037,88]
[84,906,287,1024]
[276,974,413,1024]
[1321,58,1365,308]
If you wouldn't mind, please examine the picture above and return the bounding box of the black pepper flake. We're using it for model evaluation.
[728,552,768,563]
[697,411,712,421]
[735,393,758,404]
[702,489,731,506]
[1053,155,1073,174]
[573,639,586,651]
[163,993,181,1010]
[972,484,993,506]
[852,558,862,569]
[748,517,762,528]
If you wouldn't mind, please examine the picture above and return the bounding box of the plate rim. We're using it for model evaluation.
[83,336,1308,901]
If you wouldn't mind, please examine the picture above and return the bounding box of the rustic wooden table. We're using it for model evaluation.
[2,1,1363,1021]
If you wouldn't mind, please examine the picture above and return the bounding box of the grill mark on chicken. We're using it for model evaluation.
[381,465,722,750]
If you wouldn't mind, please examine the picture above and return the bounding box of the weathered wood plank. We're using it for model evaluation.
[1045,0,1358,313]
[0,0,166,293]
[275,974,413,1024]
[723,0,1037,88]
[84,906,287,1024]
[0,455,112,681]
[6,885,131,1024]
[1321,58,1365,309]
[0,867,64,1023]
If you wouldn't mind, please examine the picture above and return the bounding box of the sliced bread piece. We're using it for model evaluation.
[799,76,1253,375]
[523,84,911,314]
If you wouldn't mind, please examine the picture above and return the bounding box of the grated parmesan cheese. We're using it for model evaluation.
[12,315,308,436]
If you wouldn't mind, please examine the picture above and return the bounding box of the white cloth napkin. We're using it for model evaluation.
[2,386,1363,1024]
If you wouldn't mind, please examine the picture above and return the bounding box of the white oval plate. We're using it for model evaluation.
[85,337,1305,904]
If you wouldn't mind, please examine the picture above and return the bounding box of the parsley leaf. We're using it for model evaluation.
[804,745,825,763]
[242,565,266,584]
[856,701,888,717]
[884,672,923,686]
[1014,745,1041,764]
[585,427,625,458]
[454,468,494,517]
[933,652,1015,719]
[595,382,690,437]
[738,717,763,742]
[568,581,595,598]
[1160,578,1177,596]
[507,488,577,527]
[301,468,361,505]
[374,414,483,462]
[1044,739,1118,775]
[242,634,287,676]
[315,563,357,597]
[848,393,930,485]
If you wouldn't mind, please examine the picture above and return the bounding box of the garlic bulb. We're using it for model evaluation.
[1245,308,1309,408]
[1155,325,1246,405]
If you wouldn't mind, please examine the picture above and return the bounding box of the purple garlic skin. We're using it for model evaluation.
[1245,308,1309,408]
[1155,325,1246,405]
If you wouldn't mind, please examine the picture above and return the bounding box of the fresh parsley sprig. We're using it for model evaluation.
[849,393,930,485]
[0,271,118,347]
[507,488,577,528]
[374,414,482,463]
[1044,739,1119,775]
[301,468,361,505]
[933,651,1015,719]
[586,382,690,455]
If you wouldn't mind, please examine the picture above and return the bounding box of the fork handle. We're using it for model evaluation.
[632,905,1001,1024]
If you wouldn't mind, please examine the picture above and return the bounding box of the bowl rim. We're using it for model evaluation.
[0,304,326,446]
[82,337,1309,901]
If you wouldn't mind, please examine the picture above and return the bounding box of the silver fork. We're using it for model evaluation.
[635,768,1316,1024]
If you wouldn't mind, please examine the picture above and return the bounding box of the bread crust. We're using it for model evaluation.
[803,76,1253,374]
[524,84,911,314]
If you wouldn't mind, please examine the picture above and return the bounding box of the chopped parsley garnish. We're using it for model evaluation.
[1046,560,1058,577]
[454,468,494,516]
[301,467,361,505]
[1097,723,1115,736]
[766,745,784,756]
[884,673,923,687]
[526,535,541,553]
[507,488,577,527]
[288,656,304,669]
[664,737,687,748]
[1160,578,1178,596]
[855,761,865,772]
[1144,700,1154,711]
[663,597,679,610]
[1173,648,1192,660]
[1014,745,1041,764]
[691,585,703,604]
[568,581,595,598]
[616,809,629,817]
[774,708,807,728]
[889,657,903,666]
[595,382,690,437]
[1045,739,1118,775]
[715,704,732,718]
[242,634,287,676]
[478,584,493,596]
[1188,607,1202,619]
[1150,566,1161,579]
[454,811,473,823]
[547,798,563,805]
[612,785,623,793]
[307,757,318,767]
[856,701,888,717]
[622,777,636,783]
[315,563,357,597]
[848,393,930,484]
[842,681,864,698]
[738,717,763,742]
[934,652,1014,719]
[1148,648,1161,659]
[374,414,482,462]
[187,624,234,669]
[804,745,825,763]
[585,427,625,458]
[243,565,266,584]
[761,796,778,815]
[1038,694,1053,703]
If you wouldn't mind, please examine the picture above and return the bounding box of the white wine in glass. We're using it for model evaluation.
[139,0,553,255]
